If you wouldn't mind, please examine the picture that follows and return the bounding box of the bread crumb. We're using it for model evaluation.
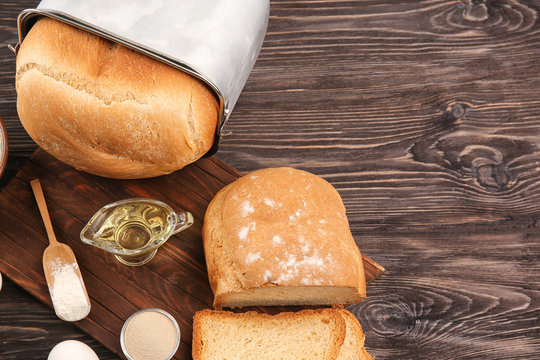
[263,270,272,282]
[272,235,282,245]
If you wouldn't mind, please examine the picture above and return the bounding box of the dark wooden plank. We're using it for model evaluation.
[196,156,244,182]
[348,230,540,360]
[2,0,540,359]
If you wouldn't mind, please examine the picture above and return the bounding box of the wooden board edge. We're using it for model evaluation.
[362,255,385,284]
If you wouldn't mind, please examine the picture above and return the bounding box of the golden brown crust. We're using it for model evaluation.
[202,167,366,308]
[337,308,366,349]
[192,309,209,360]
[361,347,375,360]
[16,17,219,178]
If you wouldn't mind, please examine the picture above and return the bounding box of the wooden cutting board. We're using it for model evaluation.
[0,149,384,359]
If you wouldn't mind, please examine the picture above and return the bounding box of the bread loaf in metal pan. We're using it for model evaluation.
[16,17,219,179]
[203,167,367,309]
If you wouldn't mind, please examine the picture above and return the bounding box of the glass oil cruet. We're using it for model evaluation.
[81,198,193,266]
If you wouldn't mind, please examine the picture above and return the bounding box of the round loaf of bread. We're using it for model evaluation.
[203,167,366,309]
[16,17,219,179]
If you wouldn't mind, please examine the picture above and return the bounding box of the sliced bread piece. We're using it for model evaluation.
[192,308,347,360]
[361,348,375,360]
[336,309,374,360]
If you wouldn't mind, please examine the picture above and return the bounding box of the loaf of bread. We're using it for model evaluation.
[192,308,373,360]
[16,17,219,179]
[202,167,366,309]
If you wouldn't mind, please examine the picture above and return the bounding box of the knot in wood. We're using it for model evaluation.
[452,0,537,34]
[473,162,510,191]
[359,296,418,337]
[462,0,489,22]
[459,145,514,191]
[411,133,534,193]
[446,102,467,120]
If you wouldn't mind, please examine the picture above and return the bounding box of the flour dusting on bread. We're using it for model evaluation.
[202,167,366,308]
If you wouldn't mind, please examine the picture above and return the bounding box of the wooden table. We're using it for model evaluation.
[1,1,539,359]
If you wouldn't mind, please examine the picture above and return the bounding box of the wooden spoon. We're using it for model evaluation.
[30,179,91,322]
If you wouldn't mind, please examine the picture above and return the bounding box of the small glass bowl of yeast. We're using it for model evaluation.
[120,308,180,360]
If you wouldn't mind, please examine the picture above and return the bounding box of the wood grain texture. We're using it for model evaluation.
[1,0,539,359]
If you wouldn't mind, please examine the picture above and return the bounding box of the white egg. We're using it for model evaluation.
[48,340,100,360]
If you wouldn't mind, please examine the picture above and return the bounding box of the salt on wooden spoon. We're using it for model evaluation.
[30,179,91,322]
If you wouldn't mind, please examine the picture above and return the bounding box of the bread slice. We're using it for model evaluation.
[202,167,366,309]
[192,308,374,360]
[192,309,347,360]
[361,348,374,360]
[336,309,374,360]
